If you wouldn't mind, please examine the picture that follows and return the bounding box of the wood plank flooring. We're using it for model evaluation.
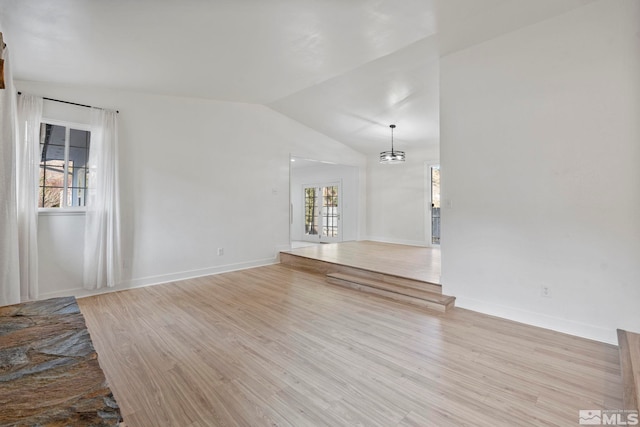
[282,241,441,285]
[618,329,640,412]
[78,265,622,427]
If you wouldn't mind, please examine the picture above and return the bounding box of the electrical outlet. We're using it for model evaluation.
[541,285,551,298]
[217,248,224,256]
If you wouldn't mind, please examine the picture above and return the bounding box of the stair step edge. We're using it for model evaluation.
[326,276,453,312]
[327,273,455,305]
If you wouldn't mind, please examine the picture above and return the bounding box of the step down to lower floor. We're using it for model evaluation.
[618,329,640,413]
[280,251,442,294]
[326,272,455,313]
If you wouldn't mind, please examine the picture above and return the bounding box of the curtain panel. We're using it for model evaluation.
[0,46,20,306]
[16,94,43,301]
[83,108,121,289]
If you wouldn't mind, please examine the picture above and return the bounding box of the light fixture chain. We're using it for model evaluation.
[390,124,396,153]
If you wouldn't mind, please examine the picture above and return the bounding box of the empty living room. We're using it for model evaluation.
[0,1,638,426]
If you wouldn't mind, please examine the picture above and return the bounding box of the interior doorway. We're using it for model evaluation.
[290,156,358,247]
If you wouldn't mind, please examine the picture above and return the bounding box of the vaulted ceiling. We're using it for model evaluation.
[0,0,594,156]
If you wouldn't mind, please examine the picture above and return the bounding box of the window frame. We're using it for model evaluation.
[38,118,91,214]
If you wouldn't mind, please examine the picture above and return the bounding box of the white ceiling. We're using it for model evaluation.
[0,0,595,156]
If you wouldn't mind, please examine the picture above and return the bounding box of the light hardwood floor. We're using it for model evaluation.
[79,265,622,427]
[282,241,441,285]
[618,329,640,412]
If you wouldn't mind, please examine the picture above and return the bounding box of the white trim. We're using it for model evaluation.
[38,208,86,216]
[452,296,616,345]
[37,257,278,301]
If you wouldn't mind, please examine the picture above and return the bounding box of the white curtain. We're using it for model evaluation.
[16,94,43,301]
[83,108,121,289]
[0,46,20,306]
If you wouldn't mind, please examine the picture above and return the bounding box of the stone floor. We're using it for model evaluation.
[0,296,122,426]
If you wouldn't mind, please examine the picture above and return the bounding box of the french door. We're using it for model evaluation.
[302,182,341,243]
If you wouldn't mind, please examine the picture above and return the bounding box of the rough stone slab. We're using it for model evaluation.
[0,296,123,426]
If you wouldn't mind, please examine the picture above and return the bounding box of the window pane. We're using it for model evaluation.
[304,187,318,235]
[40,142,65,163]
[431,166,441,245]
[431,167,440,209]
[41,123,66,147]
[41,187,64,208]
[40,123,67,208]
[69,128,90,149]
[67,165,87,207]
[322,186,339,237]
[68,146,88,168]
[67,187,86,207]
[41,159,66,187]
[67,166,87,187]
[38,186,44,208]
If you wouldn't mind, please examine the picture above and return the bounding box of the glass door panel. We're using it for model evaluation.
[303,182,341,243]
[304,187,319,237]
[431,166,441,245]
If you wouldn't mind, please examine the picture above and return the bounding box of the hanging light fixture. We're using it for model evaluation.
[379,124,405,164]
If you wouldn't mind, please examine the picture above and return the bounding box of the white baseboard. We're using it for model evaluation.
[38,257,279,301]
[453,296,617,345]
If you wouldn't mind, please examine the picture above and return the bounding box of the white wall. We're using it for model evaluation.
[366,146,439,246]
[37,212,85,297]
[440,0,640,344]
[17,81,366,299]
[290,162,360,242]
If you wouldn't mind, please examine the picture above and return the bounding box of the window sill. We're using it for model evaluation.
[38,209,86,216]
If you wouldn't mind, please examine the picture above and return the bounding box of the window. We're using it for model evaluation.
[431,165,440,244]
[39,122,91,208]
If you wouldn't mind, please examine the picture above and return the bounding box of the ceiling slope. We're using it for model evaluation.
[0,0,437,104]
[0,0,596,155]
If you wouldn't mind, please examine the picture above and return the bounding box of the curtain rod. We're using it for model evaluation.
[17,91,119,113]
